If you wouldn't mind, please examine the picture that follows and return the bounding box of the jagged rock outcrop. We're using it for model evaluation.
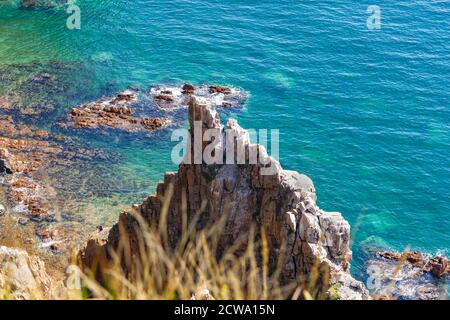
[377,251,449,278]
[149,83,247,110]
[366,250,449,300]
[79,96,370,300]
[0,246,54,299]
[62,90,170,133]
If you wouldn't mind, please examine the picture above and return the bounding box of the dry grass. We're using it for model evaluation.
[70,184,328,300]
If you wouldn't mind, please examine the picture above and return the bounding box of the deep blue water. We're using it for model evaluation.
[0,0,449,278]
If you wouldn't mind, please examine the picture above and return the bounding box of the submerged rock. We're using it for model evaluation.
[79,96,370,300]
[0,61,98,119]
[20,0,68,9]
[0,114,122,254]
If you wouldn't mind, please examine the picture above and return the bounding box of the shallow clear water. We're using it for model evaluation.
[1,0,449,278]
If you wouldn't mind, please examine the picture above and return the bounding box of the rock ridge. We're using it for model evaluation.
[79,96,370,299]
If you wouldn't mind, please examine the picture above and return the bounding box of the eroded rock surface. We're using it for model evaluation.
[0,115,61,221]
[149,83,247,110]
[62,90,170,133]
[377,250,449,278]
[79,96,370,300]
[0,115,118,254]
[365,250,449,300]
[0,246,55,299]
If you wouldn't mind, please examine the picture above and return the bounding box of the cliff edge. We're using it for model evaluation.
[79,96,370,300]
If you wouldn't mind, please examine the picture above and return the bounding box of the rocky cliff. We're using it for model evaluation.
[79,96,370,300]
[0,246,56,299]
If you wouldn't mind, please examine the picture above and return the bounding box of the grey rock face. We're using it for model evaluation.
[0,246,54,299]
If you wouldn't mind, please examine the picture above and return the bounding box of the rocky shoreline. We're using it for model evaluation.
[365,250,449,300]
[75,97,449,300]
[79,96,370,300]
[149,84,247,110]
[61,90,170,133]
[0,61,447,299]
[0,112,120,258]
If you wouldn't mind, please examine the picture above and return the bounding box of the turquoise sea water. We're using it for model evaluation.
[0,0,449,278]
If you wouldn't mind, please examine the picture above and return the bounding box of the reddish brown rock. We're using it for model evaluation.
[208,85,232,94]
[150,84,247,110]
[368,250,449,300]
[140,117,166,130]
[424,256,449,278]
[378,250,449,278]
[0,115,114,227]
[153,94,175,102]
[112,92,135,103]
[32,130,49,139]
[0,96,11,110]
[0,116,62,220]
[64,91,170,133]
[182,83,195,95]
[378,250,426,268]
[79,96,370,300]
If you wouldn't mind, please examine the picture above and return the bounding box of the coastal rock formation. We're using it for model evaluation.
[0,246,54,299]
[366,250,449,300]
[63,90,170,133]
[0,115,117,253]
[149,84,247,110]
[79,96,370,300]
[0,115,61,221]
[377,251,449,278]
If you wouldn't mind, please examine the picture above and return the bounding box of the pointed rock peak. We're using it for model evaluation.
[188,96,222,130]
